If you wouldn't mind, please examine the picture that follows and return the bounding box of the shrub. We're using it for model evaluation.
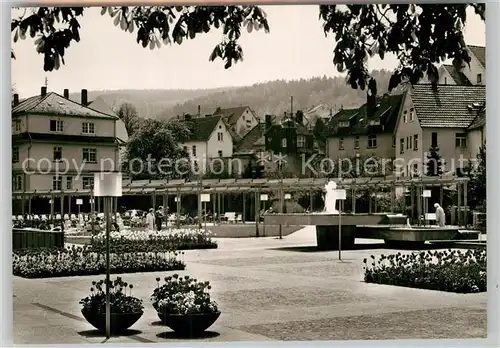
[80,277,143,314]
[363,249,486,293]
[151,274,219,315]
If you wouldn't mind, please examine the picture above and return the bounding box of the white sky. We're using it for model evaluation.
[11,5,485,98]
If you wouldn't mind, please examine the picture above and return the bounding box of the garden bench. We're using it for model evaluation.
[236,214,243,223]
[224,212,236,223]
[425,213,436,223]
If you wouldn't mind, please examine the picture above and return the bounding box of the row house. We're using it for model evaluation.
[325,84,486,178]
[12,87,127,193]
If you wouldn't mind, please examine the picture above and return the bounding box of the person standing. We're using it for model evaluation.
[155,206,164,231]
[434,203,446,227]
[146,208,155,230]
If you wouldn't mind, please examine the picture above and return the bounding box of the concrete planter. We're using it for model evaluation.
[315,225,356,250]
[157,311,221,337]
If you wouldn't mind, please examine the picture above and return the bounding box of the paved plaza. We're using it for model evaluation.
[13,227,487,344]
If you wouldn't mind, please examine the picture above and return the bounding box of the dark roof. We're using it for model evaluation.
[181,115,223,142]
[326,94,404,137]
[410,84,486,128]
[12,92,116,119]
[235,124,266,153]
[442,65,472,85]
[468,108,486,130]
[12,132,117,144]
[468,45,486,68]
[213,106,250,125]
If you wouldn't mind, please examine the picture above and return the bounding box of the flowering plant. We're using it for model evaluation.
[364,248,486,293]
[90,228,217,253]
[151,274,219,315]
[80,277,144,314]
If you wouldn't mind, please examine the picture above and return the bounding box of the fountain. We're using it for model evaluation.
[263,179,480,250]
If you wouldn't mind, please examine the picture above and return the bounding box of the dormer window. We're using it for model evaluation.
[369,120,380,126]
[477,74,482,84]
[281,138,287,148]
[403,110,408,123]
[409,108,415,122]
[297,135,305,148]
[339,137,344,150]
[338,121,349,128]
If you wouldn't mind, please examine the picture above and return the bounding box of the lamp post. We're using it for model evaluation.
[201,194,210,234]
[422,190,431,226]
[93,172,123,339]
[335,188,347,261]
[76,198,83,216]
[260,194,268,237]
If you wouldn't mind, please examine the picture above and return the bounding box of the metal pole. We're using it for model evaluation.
[176,190,181,229]
[197,180,202,230]
[338,199,342,261]
[279,181,283,239]
[457,182,462,227]
[204,201,207,234]
[255,189,260,237]
[464,181,468,228]
[105,196,111,339]
[242,192,245,223]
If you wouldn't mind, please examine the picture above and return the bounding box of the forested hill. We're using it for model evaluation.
[82,69,395,119]
[161,70,395,119]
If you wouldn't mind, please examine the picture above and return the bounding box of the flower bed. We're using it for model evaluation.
[363,249,486,293]
[89,228,217,253]
[13,245,185,279]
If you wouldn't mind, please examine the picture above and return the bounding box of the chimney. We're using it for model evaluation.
[81,89,88,106]
[198,105,201,117]
[13,94,19,106]
[296,111,303,125]
[185,114,192,121]
[41,86,47,97]
[265,114,272,129]
[63,89,69,98]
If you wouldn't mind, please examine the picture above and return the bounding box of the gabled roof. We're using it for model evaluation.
[181,115,224,142]
[87,97,129,144]
[468,45,486,68]
[235,124,266,153]
[12,92,116,119]
[442,65,472,85]
[213,106,250,125]
[468,107,486,130]
[326,94,404,137]
[410,84,486,128]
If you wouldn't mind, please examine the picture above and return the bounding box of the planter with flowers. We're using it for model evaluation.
[151,274,220,337]
[80,277,144,334]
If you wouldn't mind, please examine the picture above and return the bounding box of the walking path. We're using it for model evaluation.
[13,227,487,344]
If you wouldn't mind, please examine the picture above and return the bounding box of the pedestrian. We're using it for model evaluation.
[155,206,164,231]
[146,208,155,231]
[434,203,446,227]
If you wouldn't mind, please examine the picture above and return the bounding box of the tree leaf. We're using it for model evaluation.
[13,28,18,43]
[120,15,128,31]
[113,13,121,27]
[247,22,253,33]
[101,7,107,16]
[128,20,134,33]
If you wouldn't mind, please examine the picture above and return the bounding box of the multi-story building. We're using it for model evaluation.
[212,106,259,138]
[12,87,125,193]
[179,114,234,174]
[325,94,404,168]
[394,84,486,177]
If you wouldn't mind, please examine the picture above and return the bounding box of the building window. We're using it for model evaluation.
[82,177,94,189]
[82,122,95,134]
[477,74,482,84]
[409,108,415,122]
[192,145,197,157]
[218,150,223,157]
[403,110,408,123]
[392,135,396,148]
[455,133,467,148]
[50,119,63,132]
[444,77,448,85]
[14,119,21,133]
[413,163,418,177]
[82,148,97,163]
[408,136,412,149]
[53,176,62,190]
[13,175,22,191]
[66,176,73,190]
[297,135,305,148]
[400,138,405,154]
[367,134,377,148]
[338,137,344,150]
[53,146,62,161]
[281,138,287,148]
[193,160,199,171]
[414,134,419,150]
[217,132,224,141]
[431,132,438,147]
[355,136,360,149]
[12,146,19,163]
